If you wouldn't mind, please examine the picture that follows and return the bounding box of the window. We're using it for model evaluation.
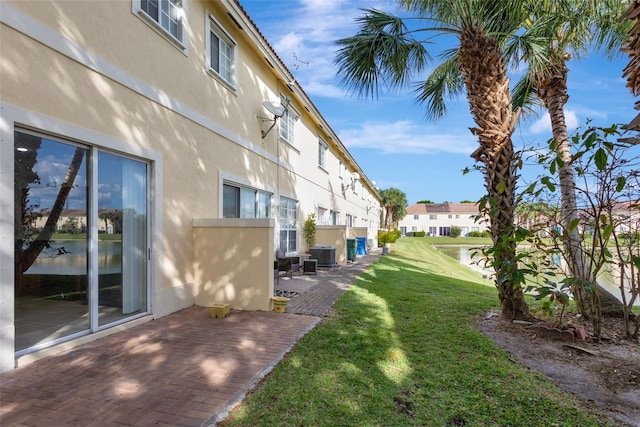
[345,214,353,228]
[412,226,417,231]
[136,0,186,46]
[279,104,298,145]
[448,214,453,219]
[317,207,327,225]
[455,214,460,219]
[318,139,328,169]
[428,226,437,236]
[429,214,437,220]
[207,16,236,87]
[339,161,345,180]
[223,183,271,218]
[330,210,339,225]
[279,197,297,253]
[413,215,419,220]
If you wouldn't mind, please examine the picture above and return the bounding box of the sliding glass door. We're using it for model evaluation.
[14,130,149,352]
[97,152,148,326]
[14,132,89,351]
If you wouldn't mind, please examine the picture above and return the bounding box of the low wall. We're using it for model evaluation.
[316,225,346,265]
[192,218,274,311]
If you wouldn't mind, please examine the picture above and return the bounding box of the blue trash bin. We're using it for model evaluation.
[356,237,366,255]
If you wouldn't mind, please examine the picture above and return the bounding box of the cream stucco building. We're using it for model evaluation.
[0,0,382,373]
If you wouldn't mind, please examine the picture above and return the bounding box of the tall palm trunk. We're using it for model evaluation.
[15,148,85,293]
[459,26,531,320]
[537,58,624,316]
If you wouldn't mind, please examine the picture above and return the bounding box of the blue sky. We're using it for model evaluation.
[239,0,636,205]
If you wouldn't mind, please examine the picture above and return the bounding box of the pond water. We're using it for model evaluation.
[24,239,121,275]
[434,244,639,306]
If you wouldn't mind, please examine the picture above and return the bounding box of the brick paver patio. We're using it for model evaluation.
[0,250,380,426]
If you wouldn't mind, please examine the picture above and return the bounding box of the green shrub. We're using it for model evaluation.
[378,229,401,245]
[414,231,426,237]
[450,226,462,238]
[468,230,490,238]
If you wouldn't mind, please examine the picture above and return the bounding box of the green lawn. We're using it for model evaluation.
[221,238,609,426]
[50,233,121,241]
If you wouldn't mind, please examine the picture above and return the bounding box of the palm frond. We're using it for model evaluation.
[335,9,431,99]
[412,54,463,121]
[511,72,541,116]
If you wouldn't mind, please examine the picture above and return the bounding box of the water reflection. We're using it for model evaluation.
[25,239,122,275]
[434,244,638,306]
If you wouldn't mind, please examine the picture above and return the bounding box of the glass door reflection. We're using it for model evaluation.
[97,152,148,326]
[14,131,89,351]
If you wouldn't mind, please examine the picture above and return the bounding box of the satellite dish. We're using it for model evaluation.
[263,101,285,118]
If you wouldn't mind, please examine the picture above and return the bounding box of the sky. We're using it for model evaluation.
[238,0,637,206]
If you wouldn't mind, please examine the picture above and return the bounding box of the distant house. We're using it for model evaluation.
[398,203,488,237]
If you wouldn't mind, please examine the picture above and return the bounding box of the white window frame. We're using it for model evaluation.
[339,161,345,180]
[317,207,328,225]
[206,14,236,89]
[318,138,328,170]
[279,196,298,254]
[279,100,298,146]
[345,214,353,228]
[330,210,340,226]
[133,0,188,51]
[222,181,271,219]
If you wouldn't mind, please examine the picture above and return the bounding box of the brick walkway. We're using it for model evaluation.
[0,250,380,427]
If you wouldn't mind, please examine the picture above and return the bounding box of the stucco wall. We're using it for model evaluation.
[193,218,274,311]
[316,226,347,265]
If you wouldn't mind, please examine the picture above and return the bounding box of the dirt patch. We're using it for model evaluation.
[478,314,640,426]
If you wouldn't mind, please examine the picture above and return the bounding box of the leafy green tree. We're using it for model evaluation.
[335,0,533,319]
[509,0,628,315]
[417,199,434,204]
[303,213,317,251]
[61,216,79,234]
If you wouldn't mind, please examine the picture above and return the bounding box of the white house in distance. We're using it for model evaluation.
[398,203,488,237]
[0,0,382,373]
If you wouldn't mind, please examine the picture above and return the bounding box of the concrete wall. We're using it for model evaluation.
[316,226,347,265]
[193,219,274,311]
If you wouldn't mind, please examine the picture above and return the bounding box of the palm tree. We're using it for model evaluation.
[622,0,640,134]
[379,188,408,229]
[509,0,629,315]
[335,0,532,319]
[15,135,85,292]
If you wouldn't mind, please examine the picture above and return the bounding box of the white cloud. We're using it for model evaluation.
[273,32,305,54]
[263,0,390,99]
[338,120,477,155]
[529,110,579,134]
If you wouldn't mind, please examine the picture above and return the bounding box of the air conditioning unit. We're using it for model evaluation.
[309,246,336,267]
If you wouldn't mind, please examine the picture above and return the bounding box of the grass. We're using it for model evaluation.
[50,232,122,241]
[220,238,609,426]
[419,235,492,246]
